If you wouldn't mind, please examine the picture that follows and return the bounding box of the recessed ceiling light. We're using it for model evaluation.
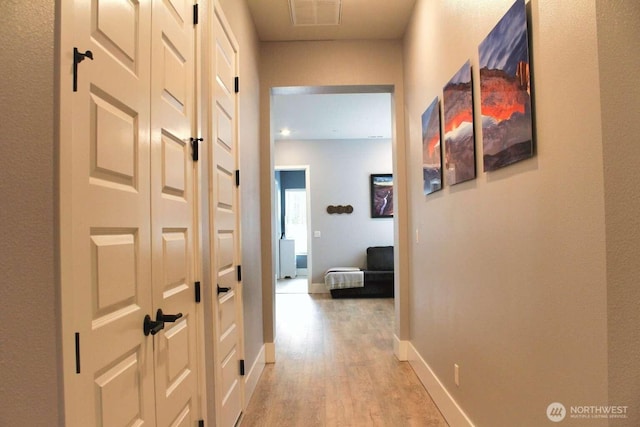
[280,129,291,136]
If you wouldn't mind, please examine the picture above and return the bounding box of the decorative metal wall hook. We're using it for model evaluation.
[327,205,354,214]
[73,47,94,92]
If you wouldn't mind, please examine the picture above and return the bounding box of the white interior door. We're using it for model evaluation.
[210,5,244,426]
[150,0,199,425]
[61,0,200,425]
[62,0,156,425]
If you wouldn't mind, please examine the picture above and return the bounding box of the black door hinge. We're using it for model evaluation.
[193,4,199,25]
[234,77,239,93]
[235,170,240,187]
[73,48,93,92]
[195,281,201,303]
[198,420,204,427]
[190,137,202,161]
[236,265,242,282]
[75,332,81,374]
[239,359,245,376]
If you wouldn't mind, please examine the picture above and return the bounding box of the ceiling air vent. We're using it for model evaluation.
[289,0,342,26]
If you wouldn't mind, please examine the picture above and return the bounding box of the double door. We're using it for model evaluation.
[60,0,200,425]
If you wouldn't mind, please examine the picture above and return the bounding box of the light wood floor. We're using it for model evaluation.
[276,276,309,294]
[240,294,448,427]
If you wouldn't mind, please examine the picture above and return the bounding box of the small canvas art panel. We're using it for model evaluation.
[370,174,393,218]
[443,60,476,185]
[478,0,533,171]
[421,97,442,195]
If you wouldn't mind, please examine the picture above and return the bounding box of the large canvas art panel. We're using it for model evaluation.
[443,60,476,185]
[478,0,533,171]
[421,97,442,195]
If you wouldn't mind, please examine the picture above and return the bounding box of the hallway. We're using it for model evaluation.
[240,294,448,426]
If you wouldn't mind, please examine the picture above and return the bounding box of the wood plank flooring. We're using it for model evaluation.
[276,277,309,294]
[240,294,448,426]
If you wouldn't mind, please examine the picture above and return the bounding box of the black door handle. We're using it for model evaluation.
[143,309,183,336]
[156,309,183,323]
[143,314,164,336]
[217,285,230,294]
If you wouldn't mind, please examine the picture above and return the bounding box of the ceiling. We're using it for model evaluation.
[246,0,417,42]
[272,92,392,141]
[248,0,414,141]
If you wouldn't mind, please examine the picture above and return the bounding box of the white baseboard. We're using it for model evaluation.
[265,342,276,363]
[407,342,475,427]
[309,282,330,294]
[393,334,409,361]
[244,345,265,406]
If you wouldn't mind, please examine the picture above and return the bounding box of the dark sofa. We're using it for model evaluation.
[330,246,394,298]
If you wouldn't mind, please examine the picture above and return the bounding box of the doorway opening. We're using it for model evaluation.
[270,84,395,302]
[275,166,311,294]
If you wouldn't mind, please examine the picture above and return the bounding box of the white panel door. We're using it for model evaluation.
[63,0,156,425]
[210,5,244,427]
[61,0,200,425]
[150,0,199,426]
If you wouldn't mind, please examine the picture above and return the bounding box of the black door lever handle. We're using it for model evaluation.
[156,309,183,323]
[143,314,164,336]
[217,285,230,294]
[143,309,183,336]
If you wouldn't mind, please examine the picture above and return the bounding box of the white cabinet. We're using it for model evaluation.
[279,239,297,279]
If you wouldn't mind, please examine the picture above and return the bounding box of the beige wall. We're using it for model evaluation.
[597,0,640,422]
[259,40,409,343]
[403,0,612,425]
[0,0,61,425]
[218,0,264,386]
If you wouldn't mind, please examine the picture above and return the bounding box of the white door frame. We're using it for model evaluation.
[267,85,398,362]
